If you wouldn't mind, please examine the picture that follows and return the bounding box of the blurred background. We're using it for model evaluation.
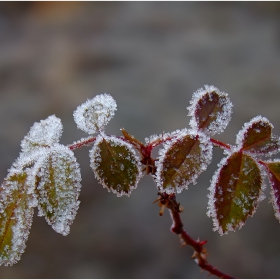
[0,2,280,278]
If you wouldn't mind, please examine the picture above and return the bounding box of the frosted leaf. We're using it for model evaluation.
[155,129,213,194]
[35,144,82,236]
[187,85,233,136]
[236,116,280,156]
[20,115,63,154]
[9,148,51,175]
[144,130,181,147]
[73,93,117,134]
[90,135,142,197]
[207,150,263,235]
[0,168,36,266]
[265,160,280,222]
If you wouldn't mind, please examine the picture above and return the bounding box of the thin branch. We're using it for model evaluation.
[210,138,231,150]
[68,136,96,150]
[155,192,234,279]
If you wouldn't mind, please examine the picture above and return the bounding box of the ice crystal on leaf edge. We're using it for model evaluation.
[155,128,213,194]
[235,115,280,157]
[35,144,82,236]
[187,85,233,136]
[89,134,143,197]
[0,113,83,265]
[20,115,63,154]
[207,147,266,235]
[73,93,117,135]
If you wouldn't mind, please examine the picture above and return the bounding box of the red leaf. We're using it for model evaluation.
[188,85,232,135]
[236,116,280,156]
[208,150,263,235]
[265,161,280,221]
[156,130,212,194]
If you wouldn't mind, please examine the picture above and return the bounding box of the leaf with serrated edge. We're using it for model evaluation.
[35,144,82,236]
[265,160,280,222]
[236,116,280,156]
[208,150,263,235]
[156,129,212,194]
[187,85,233,136]
[0,169,36,266]
[90,135,142,197]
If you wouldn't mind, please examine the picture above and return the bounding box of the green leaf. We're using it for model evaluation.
[237,116,280,156]
[156,130,212,194]
[188,85,233,135]
[208,151,263,235]
[90,135,141,197]
[0,170,36,265]
[265,160,280,222]
[35,144,82,236]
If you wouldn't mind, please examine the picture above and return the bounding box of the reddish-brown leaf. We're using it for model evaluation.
[156,130,212,194]
[188,85,232,135]
[208,150,263,234]
[266,161,280,221]
[237,116,279,156]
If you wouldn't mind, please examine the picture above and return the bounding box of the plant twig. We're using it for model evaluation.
[210,138,231,150]
[68,136,96,150]
[154,192,234,279]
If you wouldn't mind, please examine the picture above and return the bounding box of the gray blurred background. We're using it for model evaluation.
[0,2,280,278]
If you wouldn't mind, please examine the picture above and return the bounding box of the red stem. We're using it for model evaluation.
[210,138,231,150]
[156,193,234,279]
[68,136,96,150]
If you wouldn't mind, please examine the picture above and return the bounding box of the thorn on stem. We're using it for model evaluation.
[179,235,187,247]
[159,205,165,216]
[191,251,198,259]
[153,197,161,204]
[153,195,166,216]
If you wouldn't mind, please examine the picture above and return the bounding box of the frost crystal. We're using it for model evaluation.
[265,159,280,222]
[207,150,265,235]
[21,115,63,154]
[89,134,142,197]
[187,85,233,136]
[35,144,82,236]
[144,130,181,147]
[235,116,280,157]
[73,93,117,134]
[155,129,213,194]
[0,168,37,266]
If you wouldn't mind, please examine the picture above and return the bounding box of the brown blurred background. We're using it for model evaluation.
[0,2,280,278]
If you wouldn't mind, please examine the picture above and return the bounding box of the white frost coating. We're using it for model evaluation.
[73,93,117,134]
[34,144,82,236]
[155,128,213,194]
[235,115,280,156]
[0,167,37,266]
[21,115,63,154]
[145,130,181,147]
[207,151,266,235]
[89,134,143,197]
[257,162,267,203]
[187,85,233,136]
[207,153,232,235]
[266,159,280,222]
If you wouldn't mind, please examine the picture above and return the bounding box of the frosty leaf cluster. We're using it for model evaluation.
[0,116,81,265]
[1,86,280,267]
